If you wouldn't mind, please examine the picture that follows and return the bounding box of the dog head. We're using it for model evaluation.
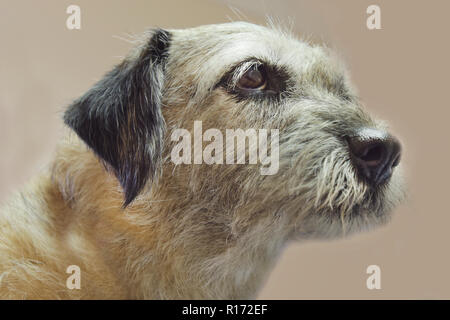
[64,22,405,240]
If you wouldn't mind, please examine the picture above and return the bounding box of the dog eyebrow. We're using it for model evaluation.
[308,65,353,101]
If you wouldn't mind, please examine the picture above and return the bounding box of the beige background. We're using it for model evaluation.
[0,0,448,299]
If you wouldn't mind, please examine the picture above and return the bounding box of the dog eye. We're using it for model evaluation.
[237,66,267,90]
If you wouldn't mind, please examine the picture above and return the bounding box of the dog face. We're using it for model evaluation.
[65,22,405,241]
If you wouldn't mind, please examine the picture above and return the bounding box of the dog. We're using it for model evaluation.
[0,22,404,299]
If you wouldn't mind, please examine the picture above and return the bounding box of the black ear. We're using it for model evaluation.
[64,29,171,207]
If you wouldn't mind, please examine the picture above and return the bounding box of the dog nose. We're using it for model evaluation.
[347,128,401,185]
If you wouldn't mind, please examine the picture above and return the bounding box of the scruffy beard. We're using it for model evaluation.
[290,168,405,240]
[275,133,406,240]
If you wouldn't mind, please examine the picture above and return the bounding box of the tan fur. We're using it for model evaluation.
[0,22,404,299]
[0,134,284,299]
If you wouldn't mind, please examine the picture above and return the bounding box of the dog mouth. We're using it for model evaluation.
[277,127,404,238]
[295,182,397,240]
[304,158,400,225]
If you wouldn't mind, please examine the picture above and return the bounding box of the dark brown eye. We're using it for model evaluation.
[237,67,266,90]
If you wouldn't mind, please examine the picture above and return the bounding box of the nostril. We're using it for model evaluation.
[346,136,386,166]
[358,143,384,166]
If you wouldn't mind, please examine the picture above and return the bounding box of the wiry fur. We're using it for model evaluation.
[0,22,405,299]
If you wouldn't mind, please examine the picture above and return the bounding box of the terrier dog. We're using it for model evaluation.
[0,22,404,299]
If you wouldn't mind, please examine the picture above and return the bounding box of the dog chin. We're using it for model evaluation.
[294,187,401,241]
[296,214,390,241]
[345,190,403,236]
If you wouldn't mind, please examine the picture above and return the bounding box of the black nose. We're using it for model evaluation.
[347,128,401,186]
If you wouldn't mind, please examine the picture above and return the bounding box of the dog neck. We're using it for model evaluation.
[49,137,290,299]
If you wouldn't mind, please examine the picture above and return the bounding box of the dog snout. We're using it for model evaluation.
[346,128,401,186]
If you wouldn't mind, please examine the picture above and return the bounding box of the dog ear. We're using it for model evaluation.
[64,29,171,207]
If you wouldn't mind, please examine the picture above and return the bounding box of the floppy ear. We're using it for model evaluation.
[64,29,171,207]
